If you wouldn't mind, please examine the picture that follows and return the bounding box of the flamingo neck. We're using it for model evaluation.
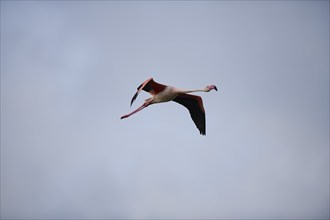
[177,88,208,94]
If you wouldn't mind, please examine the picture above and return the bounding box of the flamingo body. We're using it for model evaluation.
[121,78,217,135]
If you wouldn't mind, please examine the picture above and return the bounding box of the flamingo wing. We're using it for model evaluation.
[130,78,166,106]
[172,93,206,135]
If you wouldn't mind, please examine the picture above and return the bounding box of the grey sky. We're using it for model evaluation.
[1,1,329,219]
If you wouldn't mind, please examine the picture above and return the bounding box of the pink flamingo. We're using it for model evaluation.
[121,78,217,135]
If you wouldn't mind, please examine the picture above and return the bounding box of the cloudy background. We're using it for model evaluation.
[1,1,329,219]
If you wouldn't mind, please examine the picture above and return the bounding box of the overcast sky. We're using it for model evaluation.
[1,1,329,219]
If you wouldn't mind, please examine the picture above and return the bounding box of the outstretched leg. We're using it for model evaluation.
[120,100,152,119]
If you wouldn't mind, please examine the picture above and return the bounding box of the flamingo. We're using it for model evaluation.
[120,78,218,135]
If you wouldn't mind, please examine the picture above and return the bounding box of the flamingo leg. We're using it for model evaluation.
[120,102,149,119]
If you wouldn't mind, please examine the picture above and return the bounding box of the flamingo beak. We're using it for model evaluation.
[209,85,217,91]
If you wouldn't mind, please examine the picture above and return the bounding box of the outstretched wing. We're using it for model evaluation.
[172,93,206,135]
[130,78,166,106]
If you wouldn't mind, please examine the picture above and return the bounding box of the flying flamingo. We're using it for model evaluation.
[120,78,218,135]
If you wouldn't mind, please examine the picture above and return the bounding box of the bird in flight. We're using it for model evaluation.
[121,78,218,135]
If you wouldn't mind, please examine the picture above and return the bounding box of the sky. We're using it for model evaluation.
[1,1,329,219]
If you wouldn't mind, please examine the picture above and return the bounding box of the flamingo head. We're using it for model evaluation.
[206,85,218,92]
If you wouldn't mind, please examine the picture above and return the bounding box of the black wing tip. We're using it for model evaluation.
[130,92,138,106]
[199,127,206,135]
